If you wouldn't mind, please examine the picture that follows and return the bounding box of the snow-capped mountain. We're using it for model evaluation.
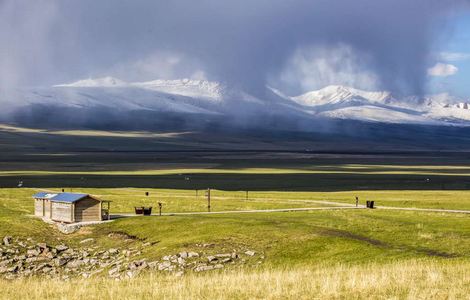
[291,85,470,125]
[2,77,470,127]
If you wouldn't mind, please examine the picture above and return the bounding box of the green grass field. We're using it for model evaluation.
[1,187,469,263]
[1,126,470,298]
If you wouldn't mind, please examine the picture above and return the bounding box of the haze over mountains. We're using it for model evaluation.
[1,77,470,131]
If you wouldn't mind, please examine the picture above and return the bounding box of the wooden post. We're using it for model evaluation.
[158,202,162,216]
[108,201,110,220]
[71,203,75,223]
[355,196,359,207]
[206,188,211,212]
[246,191,248,201]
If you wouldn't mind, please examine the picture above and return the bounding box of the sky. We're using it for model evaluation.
[428,12,470,97]
[0,0,469,97]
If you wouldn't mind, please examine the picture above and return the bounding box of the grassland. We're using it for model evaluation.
[1,125,470,298]
[2,260,469,300]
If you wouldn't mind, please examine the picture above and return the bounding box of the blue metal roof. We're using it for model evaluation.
[33,192,49,198]
[50,193,89,203]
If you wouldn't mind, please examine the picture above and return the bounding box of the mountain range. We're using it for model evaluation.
[2,77,470,129]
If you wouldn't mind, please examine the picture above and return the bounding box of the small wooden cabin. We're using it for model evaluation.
[33,192,111,223]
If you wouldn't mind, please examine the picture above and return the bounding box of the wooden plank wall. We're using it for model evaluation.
[74,197,101,222]
[51,202,73,223]
[44,199,51,219]
[34,199,43,216]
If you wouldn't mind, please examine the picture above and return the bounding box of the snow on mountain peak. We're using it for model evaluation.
[55,77,128,88]
[133,79,225,100]
[293,85,393,106]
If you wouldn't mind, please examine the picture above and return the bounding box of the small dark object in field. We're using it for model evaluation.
[145,192,149,196]
[135,207,144,214]
[366,201,375,209]
[143,207,152,215]
[158,202,162,216]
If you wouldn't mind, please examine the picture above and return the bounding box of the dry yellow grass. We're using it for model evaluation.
[2,260,469,300]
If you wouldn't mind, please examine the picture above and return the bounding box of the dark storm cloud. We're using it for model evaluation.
[1,0,469,95]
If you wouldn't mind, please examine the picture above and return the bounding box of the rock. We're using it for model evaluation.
[126,271,136,278]
[57,223,81,234]
[55,245,68,252]
[25,257,39,263]
[162,255,171,261]
[179,251,188,259]
[188,252,199,258]
[207,256,217,262]
[215,253,231,258]
[108,248,119,255]
[18,242,27,248]
[54,258,69,267]
[142,242,151,247]
[244,250,256,256]
[66,259,83,269]
[37,243,48,249]
[2,236,12,246]
[175,271,184,277]
[214,264,224,269]
[108,267,120,276]
[157,261,172,271]
[177,257,186,265]
[221,258,232,263]
[80,238,94,244]
[27,249,40,257]
[195,265,214,272]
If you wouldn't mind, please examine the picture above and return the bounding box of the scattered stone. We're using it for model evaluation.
[188,252,199,258]
[158,261,172,271]
[215,253,231,258]
[108,267,120,276]
[55,245,68,252]
[27,249,40,257]
[207,256,217,262]
[80,238,94,244]
[66,260,83,269]
[54,258,69,267]
[57,223,81,234]
[244,250,256,256]
[37,243,48,250]
[0,237,251,280]
[195,265,214,272]
[2,236,12,246]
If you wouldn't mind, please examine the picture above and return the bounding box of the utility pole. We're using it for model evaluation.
[206,188,211,212]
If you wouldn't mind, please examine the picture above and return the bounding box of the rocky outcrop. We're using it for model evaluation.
[0,236,262,280]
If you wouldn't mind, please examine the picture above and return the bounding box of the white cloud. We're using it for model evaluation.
[427,63,458,77]
[440,52,470,62]
[108,51,207,82]
[275,44,380,94]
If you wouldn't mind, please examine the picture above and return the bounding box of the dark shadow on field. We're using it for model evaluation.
[317,227,459,258]
[3,173,470,191]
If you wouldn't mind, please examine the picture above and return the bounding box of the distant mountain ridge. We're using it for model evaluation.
[2,77,470,128]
